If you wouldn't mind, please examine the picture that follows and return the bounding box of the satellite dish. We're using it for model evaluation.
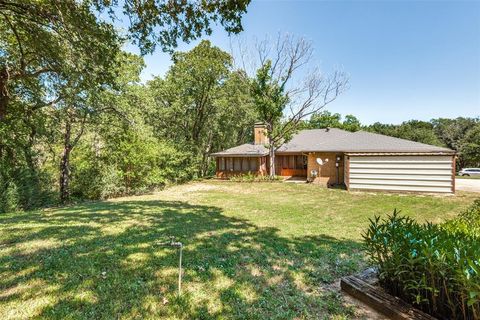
[316,158,323,165]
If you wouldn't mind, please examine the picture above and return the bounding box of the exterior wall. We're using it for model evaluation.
[346,155,454,193]
[307,152,344,186]
[215,156,268,178]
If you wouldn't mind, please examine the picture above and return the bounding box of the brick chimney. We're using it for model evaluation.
[254,123,268,145]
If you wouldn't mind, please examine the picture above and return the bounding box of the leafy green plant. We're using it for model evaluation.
[229,173,283,182]
[363,200,480,319]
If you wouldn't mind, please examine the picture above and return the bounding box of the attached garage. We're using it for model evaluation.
[346,154,455,193]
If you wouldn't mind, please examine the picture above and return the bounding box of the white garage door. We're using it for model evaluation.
[347,155,454,193]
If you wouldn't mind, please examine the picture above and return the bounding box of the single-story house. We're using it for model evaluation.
[211,123,456,193]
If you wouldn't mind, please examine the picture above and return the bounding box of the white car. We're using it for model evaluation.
[459,168,480,176]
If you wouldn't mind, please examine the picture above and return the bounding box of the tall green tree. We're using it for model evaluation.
[94,0,251,54]
[0,0,121,120]
[0,0,251,210]
[459,123,480,167]
[148,40,256,176]
[0,0,251,119]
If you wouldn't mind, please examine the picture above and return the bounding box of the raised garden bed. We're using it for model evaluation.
[341,268,436,320]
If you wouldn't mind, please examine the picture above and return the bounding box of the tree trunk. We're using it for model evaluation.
[200,133,213,177]
[0,67,9,121]
[59,117,72,203]
[269,144,276,179]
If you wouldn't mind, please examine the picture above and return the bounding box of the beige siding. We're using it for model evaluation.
[347,155,454,193]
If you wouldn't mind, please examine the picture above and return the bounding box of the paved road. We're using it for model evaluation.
[456,178,480,192]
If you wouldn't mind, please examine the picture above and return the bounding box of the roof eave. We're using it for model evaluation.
[344,151,456,156]
[210,153,268,157]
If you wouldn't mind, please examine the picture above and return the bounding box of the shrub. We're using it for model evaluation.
[443,199,480,237]
[229,173,283,182]
[0,180,20,213]
[0,167,56,213]
[363,201,480,319]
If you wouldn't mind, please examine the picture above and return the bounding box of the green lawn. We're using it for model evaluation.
[0,182,477,319]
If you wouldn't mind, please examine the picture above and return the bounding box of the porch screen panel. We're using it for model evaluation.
[250,158,258,171]
[226,158,233,171]
[234,158,241,171]
[242,158,250,171]
[219,157,225,170]
[295,155,305,169]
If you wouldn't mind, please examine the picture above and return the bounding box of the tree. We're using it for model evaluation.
[308,111,342,129]
[250,34,349,178]
[394,120,443,146]
[431,117,479,168]
[459,124,480,167]
[1,0,251,209]
[94,0,251,54]
[432,117,478,150]
[0,0,121,121]
[148,40,257,176]
[366,122,398,137]
[307,111,361,132]
[342,114,362,132]
[0,0,251,119]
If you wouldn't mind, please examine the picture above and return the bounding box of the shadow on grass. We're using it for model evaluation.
[0,200,364,319]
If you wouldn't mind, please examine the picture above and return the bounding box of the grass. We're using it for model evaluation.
[0,181,477,319]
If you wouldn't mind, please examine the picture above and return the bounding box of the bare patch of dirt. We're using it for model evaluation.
[173,182,221,193]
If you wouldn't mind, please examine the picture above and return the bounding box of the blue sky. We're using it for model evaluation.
[125,0,480,125]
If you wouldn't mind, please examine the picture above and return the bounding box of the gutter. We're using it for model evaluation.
[344,152,456,156]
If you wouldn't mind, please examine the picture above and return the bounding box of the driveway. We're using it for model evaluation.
[456,178,480,192]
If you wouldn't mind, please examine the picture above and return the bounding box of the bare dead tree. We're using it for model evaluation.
[244,33,349,178]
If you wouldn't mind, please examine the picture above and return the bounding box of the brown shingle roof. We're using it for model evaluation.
[337,131,454,153]
[211,128,454,156]
[210,143,268,157]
